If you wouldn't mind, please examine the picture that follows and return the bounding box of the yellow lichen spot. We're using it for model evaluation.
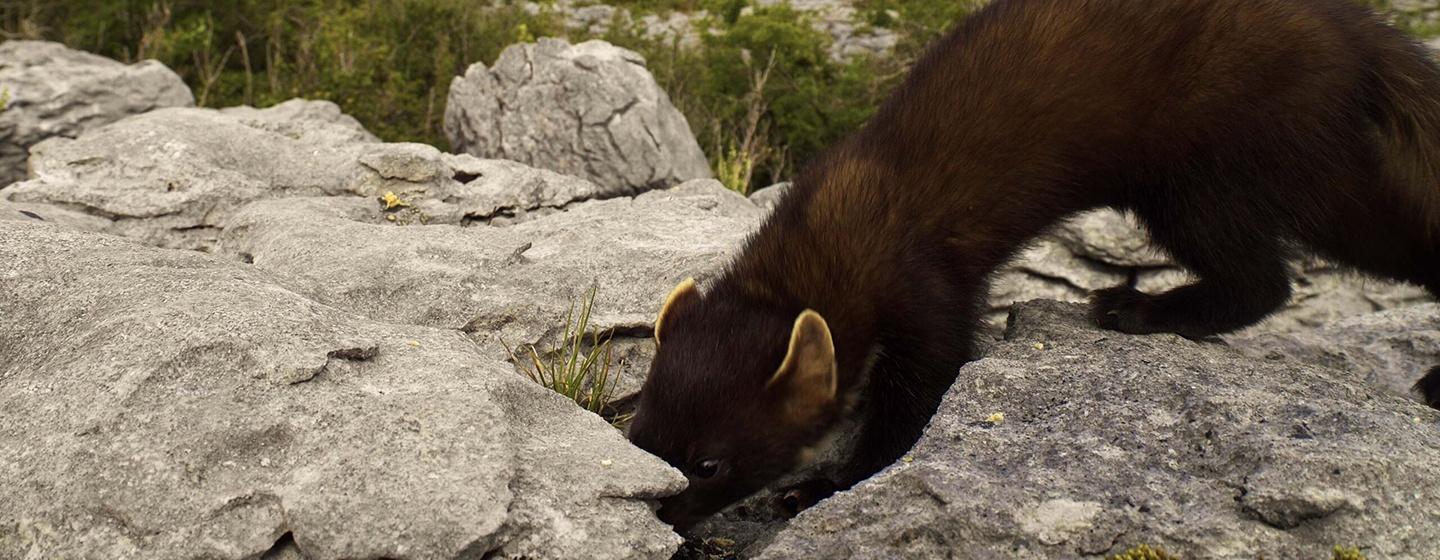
[600,459,614,467]
[1107,544,1177,560]
[381,191,410,210]
[406,340,421,348]
[901,455,914,463]
[1333,545,1367,560]
[386,214,397,222]
[986,412,1005,425]
[1032,342,1045,351]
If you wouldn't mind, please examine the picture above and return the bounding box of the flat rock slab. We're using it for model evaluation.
[445,38,712,194]
[0,221,684,560]
[3,101,612,251]
[1230,303,1440,403]
[219,179,763,364]
[759,300,1440,559]
[0,41,194,187]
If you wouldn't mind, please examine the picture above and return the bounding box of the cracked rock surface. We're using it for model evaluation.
[757,300,1440,559]
[220,179,763,398]
[0,41,194,188]
[445,38,712,194]
[1230,303,1440,403]
[0,220,685,559]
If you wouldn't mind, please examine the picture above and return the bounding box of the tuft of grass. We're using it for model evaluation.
[1333,545,1368,560]
[502,285,627,426]
[1107,544,1177,560]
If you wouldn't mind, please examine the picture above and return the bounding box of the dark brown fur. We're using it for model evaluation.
[629,0,1440,530]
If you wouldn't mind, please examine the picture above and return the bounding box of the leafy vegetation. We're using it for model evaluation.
[3,0,1433,191]
[1368,0,1440,36]
[502,285,628,426]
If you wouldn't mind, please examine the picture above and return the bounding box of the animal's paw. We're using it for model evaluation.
[1090,286,1158,334]
[776,479,839,517]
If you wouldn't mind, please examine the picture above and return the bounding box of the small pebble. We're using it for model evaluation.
[986,412,1005,425]
[901,455,914,463]
[1032,342,1045,351]
[601,459,614,467]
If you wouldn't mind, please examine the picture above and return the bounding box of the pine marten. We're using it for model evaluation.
[628,0,1440,531]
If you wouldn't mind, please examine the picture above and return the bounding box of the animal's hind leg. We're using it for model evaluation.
[1092,206,1293,339]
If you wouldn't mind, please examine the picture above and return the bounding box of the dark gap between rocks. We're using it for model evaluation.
[260,531,297,560]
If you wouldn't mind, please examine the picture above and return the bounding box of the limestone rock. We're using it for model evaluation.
[0,41,193,187]
[219,179,762,363]
[1048,210,1167,268]
[3,103,612,250]
[445,38,712,194]
[759,300,1440,559]
[1230,303,1440,402]
[0,220,685,560]
[748,182,790,210]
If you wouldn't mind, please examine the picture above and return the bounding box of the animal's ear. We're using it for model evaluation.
[766,310,838,424]
[654,277,700,345]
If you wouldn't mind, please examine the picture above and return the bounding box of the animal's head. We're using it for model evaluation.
[627,278,841,531]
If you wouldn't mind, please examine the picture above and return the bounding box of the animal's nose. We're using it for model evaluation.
[656,502,699,533]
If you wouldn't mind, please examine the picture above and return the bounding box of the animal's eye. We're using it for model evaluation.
[693,459,721,479]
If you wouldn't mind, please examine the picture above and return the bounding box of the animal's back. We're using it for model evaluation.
[825,0,1440,287]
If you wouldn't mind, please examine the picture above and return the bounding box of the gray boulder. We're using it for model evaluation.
[748,182,790,210]
[0,220,685,559]
[445,38,712,195]
[1048,210,1167,268]
[219,98,379,146]
[0,41,193,187]
[219,179,763,367]
[759,300,1440,559]
[3,102,611,250]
